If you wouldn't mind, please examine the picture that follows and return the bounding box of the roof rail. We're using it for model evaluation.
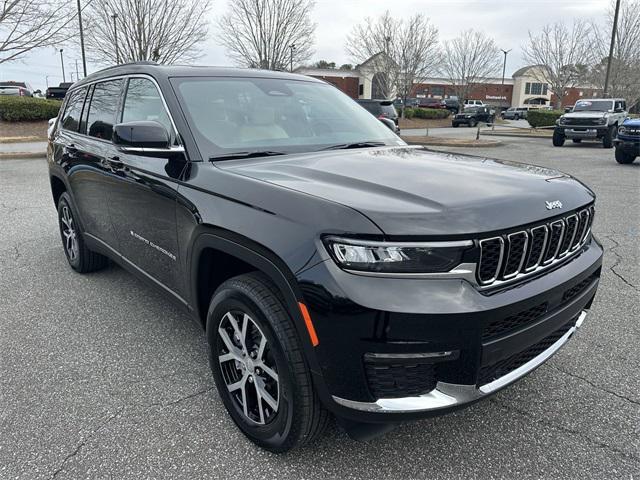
[91,61,158,74]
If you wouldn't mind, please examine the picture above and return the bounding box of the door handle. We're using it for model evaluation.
[63,144,78,155]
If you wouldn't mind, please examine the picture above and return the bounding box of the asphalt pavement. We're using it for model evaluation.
[0,137,638,479]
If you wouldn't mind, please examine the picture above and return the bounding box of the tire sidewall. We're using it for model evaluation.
[206,287,297,450]
[57,193,82,270]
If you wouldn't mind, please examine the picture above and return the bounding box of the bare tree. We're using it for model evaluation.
[522,21,596,109]
[346,11,440,107]
[0,0,73,64]
[345,11,399,99]
[84,0,212,65]
[217,0,315,70]
[440,30,501,112]
[592,0,640,108]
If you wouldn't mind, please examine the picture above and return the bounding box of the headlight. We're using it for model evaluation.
[324,237,472,274]
[559,117,567,125]
[618,126,627,134]
[597,117,607,124]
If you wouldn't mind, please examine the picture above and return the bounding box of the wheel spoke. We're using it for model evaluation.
[256,380,278,411]
[257,335,267,362]
[224,313,245,350]
[218,327,244,361]
[259,363,278,383]
[227,376,246,393]
[255,387,266,424]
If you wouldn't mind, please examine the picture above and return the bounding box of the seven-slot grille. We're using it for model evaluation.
[477,206,594,286]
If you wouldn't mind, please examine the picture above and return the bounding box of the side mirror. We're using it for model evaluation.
[113,120,170,151]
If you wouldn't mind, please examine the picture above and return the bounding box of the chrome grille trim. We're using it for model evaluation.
[478,237,504,285]
[524,225,548,272]
[476,206,594,289]
[503,232,528,279]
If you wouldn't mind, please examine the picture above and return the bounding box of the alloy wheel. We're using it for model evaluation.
[217,311,280,425]
[60,205,79,262]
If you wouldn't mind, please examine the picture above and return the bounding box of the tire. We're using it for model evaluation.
[552,130,565,147]
[470,120,477,128]
[57,192,108,273]
[206,272,329,452]
[514,114,519,120]
[603,126,615,148]
[615,147,637,164]
[572,139,582,143]
[452,123,459,128]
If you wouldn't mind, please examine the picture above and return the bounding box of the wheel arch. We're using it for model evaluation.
[50,174,67,207]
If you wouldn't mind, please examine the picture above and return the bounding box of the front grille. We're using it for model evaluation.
[477,319,575,385]
[566,118,602,126]
[482,302,548,341]
[364,357,437,399]
[477,206,594,287]
[563,273,598,303]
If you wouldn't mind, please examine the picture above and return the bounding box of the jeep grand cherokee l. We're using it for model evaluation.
[48,63,602,452]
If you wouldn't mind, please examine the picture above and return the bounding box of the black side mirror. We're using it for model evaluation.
[113,120,170,150]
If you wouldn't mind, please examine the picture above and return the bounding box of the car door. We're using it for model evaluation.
[52,82,121,248]
[106,76,187,300]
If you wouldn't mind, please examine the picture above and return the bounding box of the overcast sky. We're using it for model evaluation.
[1,0,611,91]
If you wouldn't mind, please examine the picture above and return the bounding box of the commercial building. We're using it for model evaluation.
[295,57,602,110]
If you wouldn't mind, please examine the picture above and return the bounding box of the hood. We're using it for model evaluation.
[622,118,640,127]
[563,111,608,119]
[219,147,595,236]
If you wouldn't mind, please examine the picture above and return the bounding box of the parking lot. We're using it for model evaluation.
[0,136,638,479]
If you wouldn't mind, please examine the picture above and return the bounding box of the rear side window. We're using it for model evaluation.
[121,78,173,136]
[358,102,378,114]
[60,88,87,132]
[379,103,397,117]
[86,79,123,140]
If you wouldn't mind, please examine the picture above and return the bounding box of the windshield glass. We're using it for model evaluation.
[379,103,397,117]
[171,76,402,157]
[464,107,480,113]
[573,100,613,112]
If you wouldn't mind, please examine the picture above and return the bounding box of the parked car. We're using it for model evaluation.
[613,118,640,164]
[464,99,485,107]
[46,82,74,100]
[452,106,495,127]
[501,107,529,120]
[0,81,33,96]
[443,98,460,113]
[564,105,575,113]
[49,63,602,452]
[417,97,446,109]
[553,98,627,148]
[356,99,399,128]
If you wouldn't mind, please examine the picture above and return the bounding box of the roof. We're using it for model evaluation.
[294,67,360,78]
[512,65,549,78]
[72,62,324,89]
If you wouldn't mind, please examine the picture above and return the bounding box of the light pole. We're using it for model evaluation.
[76,0,87,77]
[59,49,66,83]
[75,59,80,81]
[112,13,120,64]
[604,0,621,97]
[500,49,511,85]
[289,44,296,72]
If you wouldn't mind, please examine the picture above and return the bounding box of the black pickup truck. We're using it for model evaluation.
[48,63,602,452]
[46,82,73,100]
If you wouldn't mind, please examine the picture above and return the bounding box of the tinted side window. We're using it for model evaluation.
[86,79,123,140]
[61,88,87,132]
[121,78,173,136]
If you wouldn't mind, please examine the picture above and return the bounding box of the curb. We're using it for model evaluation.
[480,130,552,139]
[402,137,502,148]
[0,136,46,144]
[0,151,46,159]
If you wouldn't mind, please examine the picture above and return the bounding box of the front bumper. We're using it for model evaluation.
[298,238,602,423]
[333,310,586,414]
[557,126,608,138]
[614,136,640,151]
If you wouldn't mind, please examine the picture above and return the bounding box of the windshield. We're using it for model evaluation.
[464,107,480,113]
[573,100,613,112]
[171,76,402,158]
[379,103,397,117]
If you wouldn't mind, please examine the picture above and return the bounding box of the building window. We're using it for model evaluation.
[431,86,444,97]
[525,82,547,95]
[358,84,364,95]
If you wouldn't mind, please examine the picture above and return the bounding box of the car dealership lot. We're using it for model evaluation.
[0,138,638,479]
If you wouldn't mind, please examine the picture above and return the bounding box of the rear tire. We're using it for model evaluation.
[514,114,520,120]
[552,130,565,147]
[615,147,637,164]
[603,126,615,148]
[57,193,108,273]
[470,120,477,128]
[452,123,459,128]
[206,272,329,452]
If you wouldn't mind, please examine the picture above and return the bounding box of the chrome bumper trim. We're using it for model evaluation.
[332,311,587,413]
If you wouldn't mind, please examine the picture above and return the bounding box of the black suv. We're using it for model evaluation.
[452,106,495,127]
[48,63,602,452]
[355,99,399,127]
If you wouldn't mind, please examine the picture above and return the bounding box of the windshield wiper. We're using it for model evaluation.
[320,141,386,151]
[209,151,286,161]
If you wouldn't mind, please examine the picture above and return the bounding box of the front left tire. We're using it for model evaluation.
[206,272,329,452]
[57,192,108,273]
[615,147,637,164]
